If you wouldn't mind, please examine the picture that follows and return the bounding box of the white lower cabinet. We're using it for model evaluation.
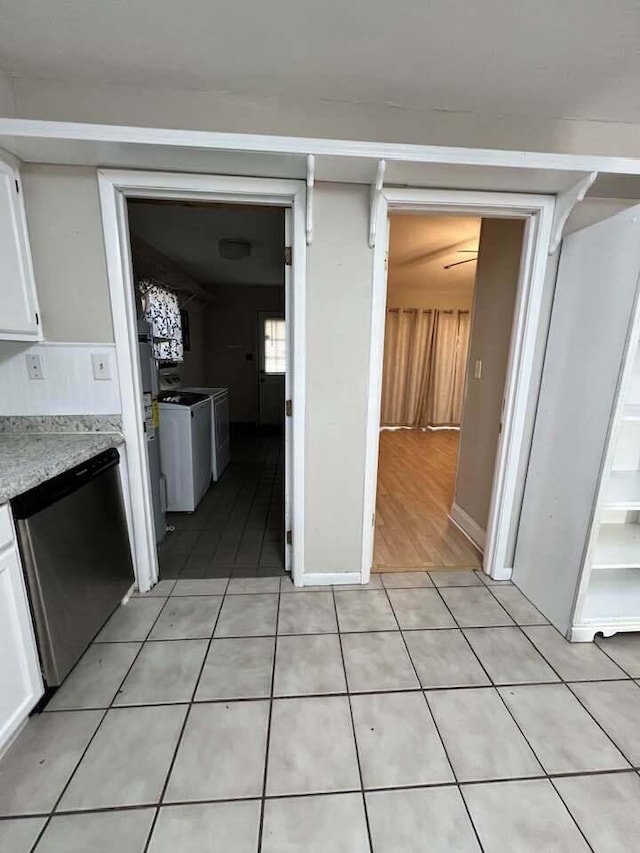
[0,508,44,754]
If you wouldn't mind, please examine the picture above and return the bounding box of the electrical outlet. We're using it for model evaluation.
[92,352,112,380]
[474,359,483,379]
[26,353,45,380]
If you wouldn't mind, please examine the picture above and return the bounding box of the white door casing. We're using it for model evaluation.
[362,188,555,583]
[98,171,306,591]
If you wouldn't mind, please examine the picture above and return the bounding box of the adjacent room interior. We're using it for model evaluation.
[126,200,288,581]
[373,212,525,573]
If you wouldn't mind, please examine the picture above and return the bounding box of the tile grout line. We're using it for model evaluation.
[507,632,640,774]
[25,592,176,849]
[255,435,281,572]
[5,571,640,847]
[222,438,278,571]
[141,575,231,853]
[379,579,487,853]
[479,571,550,626]
[230,436,278,573]
[475,594,639,774]
[6,765,640,825]
[35,675,640,710]
[330,585,375,853]
[424,581,598,851]
[439,582,614,850]
[256,581,281,853]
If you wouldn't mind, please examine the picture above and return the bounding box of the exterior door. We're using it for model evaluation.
[258,310,286,426]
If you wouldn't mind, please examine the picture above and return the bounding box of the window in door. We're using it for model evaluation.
[263,317,286,374]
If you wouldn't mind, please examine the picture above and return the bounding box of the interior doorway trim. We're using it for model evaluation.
[98,170,307,592]
[362,187,555,582]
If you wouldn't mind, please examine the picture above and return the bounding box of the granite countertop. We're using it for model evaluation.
[0,432,125,504]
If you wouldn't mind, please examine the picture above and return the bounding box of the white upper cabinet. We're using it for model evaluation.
[0,149,41,341]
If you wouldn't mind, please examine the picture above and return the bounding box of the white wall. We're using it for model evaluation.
[179,299,207,387]
[387,215,480,311]
[455,218,524,532]
[11,76,640,158]
[204,285,284,423]
[0,70,15,116]
[0,342,120,415]
[21,165,114,343]
[305,184,374,574]
[504,195,640,566]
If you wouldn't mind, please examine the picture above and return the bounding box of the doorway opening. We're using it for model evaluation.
[371,211,526,575]
[126,198,289,582]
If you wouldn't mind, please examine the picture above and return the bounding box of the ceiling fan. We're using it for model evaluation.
[443,249,478,270]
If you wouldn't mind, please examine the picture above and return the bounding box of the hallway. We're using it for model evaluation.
[373,429,482,571]
[158,429,285,580]
[1,570,639,851]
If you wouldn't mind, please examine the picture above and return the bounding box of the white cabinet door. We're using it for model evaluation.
[0,544,44,754]
[513,205,640,634]
[0,150,41,340]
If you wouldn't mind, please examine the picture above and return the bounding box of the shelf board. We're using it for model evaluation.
[592,523,640,568]
[582,567,640,623]
[604,471,640,509]
[622,403,640,421]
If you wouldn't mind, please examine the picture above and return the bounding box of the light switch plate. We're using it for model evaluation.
[474,359,483,379]
[92,352,112,380]
[26,353,45,380]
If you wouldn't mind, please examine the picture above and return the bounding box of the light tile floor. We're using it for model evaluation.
[2,570,640,851]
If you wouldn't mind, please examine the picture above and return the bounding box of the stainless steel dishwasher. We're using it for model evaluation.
[11,447,134,686]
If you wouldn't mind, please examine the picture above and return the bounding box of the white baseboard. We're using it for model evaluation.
[302,572,362,587]
[491,566,513,581]
[449,502,486,552]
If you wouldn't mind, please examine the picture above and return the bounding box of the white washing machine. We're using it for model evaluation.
[182,386,231,481]
[158,391,212,512]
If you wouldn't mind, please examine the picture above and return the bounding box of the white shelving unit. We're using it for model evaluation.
[575,340,640,636]
[513,205,640,642]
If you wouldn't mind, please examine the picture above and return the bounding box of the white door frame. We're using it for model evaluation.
[362,188,555,582]
[98,170,306,591]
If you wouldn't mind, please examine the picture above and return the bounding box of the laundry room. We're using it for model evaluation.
[126,199,288,581]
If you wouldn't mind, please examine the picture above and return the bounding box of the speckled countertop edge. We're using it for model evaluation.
[0,415,122,434]
[0,431,125,504]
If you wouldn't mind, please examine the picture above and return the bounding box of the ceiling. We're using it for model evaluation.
[127,201,285,288]
[1,1,640,125]
[388,214,481,308]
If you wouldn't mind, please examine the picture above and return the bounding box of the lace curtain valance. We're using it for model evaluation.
[138,280,183,362]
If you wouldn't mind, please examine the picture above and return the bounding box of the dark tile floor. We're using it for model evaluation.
[157,428,285,580]
[3,570,640,850]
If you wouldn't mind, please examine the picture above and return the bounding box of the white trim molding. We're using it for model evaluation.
[449,503,486,552]
[361,187,556,584]
[4,118,640,178]
[549,172,598,254]
[98,170,307,592]
[301,572,362,587]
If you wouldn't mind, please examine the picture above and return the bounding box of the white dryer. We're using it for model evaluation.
[182,387,230,482]
[158,391,212,512]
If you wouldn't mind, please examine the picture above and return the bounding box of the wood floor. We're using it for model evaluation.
[372,429,482,572]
